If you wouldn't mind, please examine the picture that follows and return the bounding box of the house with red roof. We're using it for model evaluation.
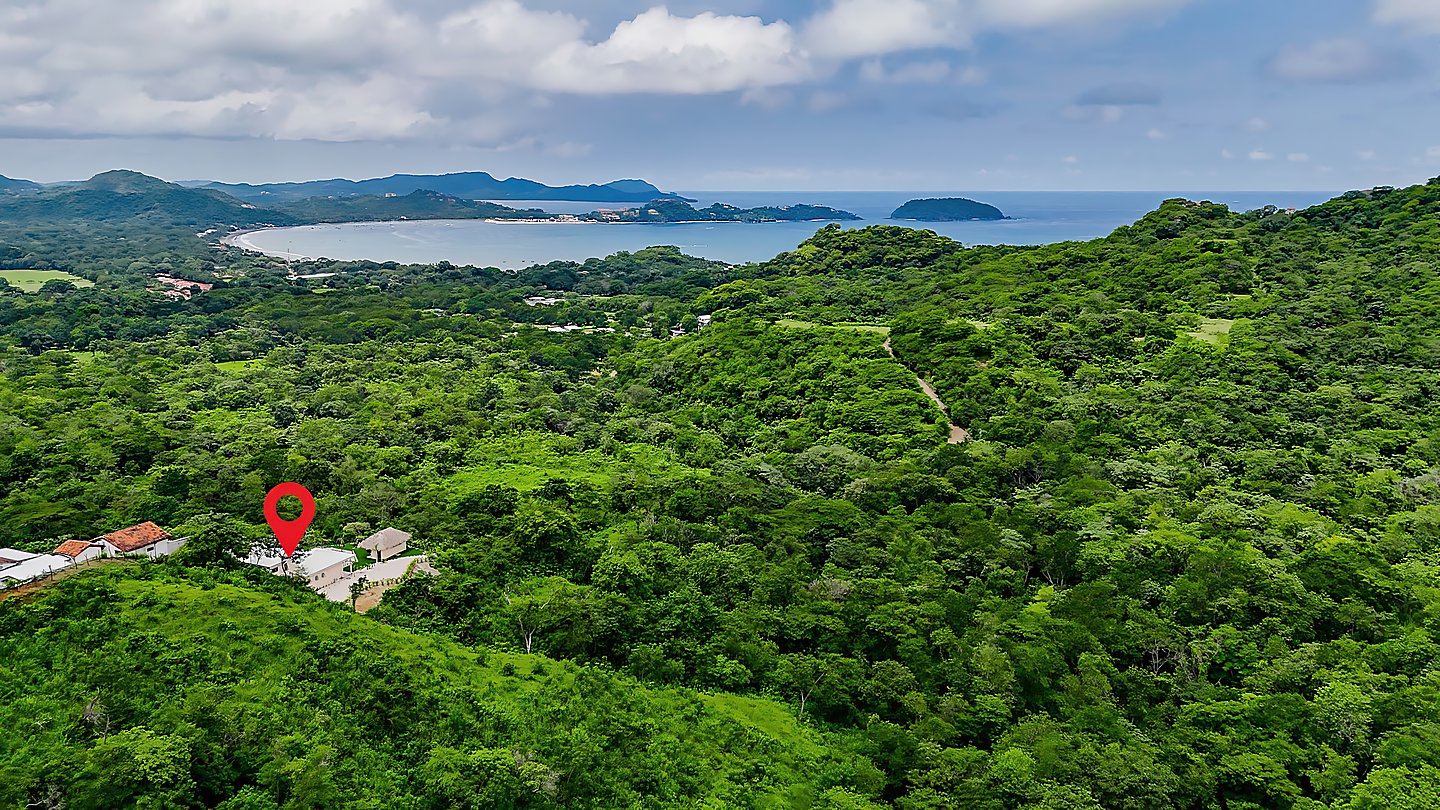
[53,540,103,564]
[96,522,186,559]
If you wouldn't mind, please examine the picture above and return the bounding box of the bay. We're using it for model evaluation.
[231,190,1338,269]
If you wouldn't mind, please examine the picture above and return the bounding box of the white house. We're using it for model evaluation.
[244,546,356,589]
[0,553,71,588]
[53,540,104,564]
[243,547,286,575]
[97,522,186,559]
[358,527,411,562]
[0,548,37,570]
[295,548,357,587]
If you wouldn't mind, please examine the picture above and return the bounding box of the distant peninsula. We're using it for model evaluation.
[0,170,859,233]
[577,199,860,224]
[276,190,548,223]
[891,197,1006,221]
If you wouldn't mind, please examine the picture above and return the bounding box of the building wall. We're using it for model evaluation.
[68,546,102,564]
[306,560,352,586]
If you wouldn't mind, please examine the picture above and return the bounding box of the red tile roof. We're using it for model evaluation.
[54,540,97,558]
[100,522,170,552]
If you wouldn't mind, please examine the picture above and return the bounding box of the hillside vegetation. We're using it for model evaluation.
[2,178,1440,808]
[0,565,875,808]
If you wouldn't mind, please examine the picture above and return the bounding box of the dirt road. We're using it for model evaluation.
[884,337,971,444]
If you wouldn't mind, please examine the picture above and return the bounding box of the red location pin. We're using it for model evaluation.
[264,482,315,557]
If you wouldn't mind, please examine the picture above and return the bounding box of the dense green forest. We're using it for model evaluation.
[3,178,1440,808]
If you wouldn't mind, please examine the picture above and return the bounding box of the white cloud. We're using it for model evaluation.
[0,0,1220,143]
[1287,152,1310,162]
[802,0,1193,59]
[532,8,810,94]
[1266,39,1418,83]
[1062,155,1080,164]
[1373,0,1440,33]
[1146,128,1167,140]
[1358,149,1377,161]
[1245,116,1269,132]
[803,0,967,59]
[1221,148,1235,159]
[1249,149,1274,161]
[0,0,811,140]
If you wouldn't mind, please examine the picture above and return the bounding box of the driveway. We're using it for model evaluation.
[317,554,436,603]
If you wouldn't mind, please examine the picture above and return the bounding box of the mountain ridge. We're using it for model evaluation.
[204,170,694,203]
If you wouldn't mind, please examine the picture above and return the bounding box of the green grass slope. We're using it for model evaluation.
[0,565,880,809]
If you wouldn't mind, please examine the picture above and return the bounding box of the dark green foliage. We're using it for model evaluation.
[3,176,1440,807]
[274,190,547,223]
[890,197,1006,221]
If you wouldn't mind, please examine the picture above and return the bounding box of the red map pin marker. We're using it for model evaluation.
[264,482,315,557]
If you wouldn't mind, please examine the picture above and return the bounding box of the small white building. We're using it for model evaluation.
[296,547,357,587]
[53,540,104,564]
[244,546,356,589]
[97,522,186,559]
[358,527,411,562]
[0,553,71,588]
[0,548,38,570]
[243,547,287,575]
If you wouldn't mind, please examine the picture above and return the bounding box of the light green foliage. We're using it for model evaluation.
[0,269,95,291]
[4,177,1440,807]
[0,568,876,807]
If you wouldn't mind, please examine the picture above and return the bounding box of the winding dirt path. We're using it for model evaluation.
[884,337,970,444]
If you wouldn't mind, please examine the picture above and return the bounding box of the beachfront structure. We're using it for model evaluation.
[358,527,411,561]
[97,521,186,559]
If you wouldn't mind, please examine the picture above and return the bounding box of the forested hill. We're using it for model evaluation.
[2,179,1440,808]
[0,174,40,192]
[274,189,549,223]
[0,170,299,229]
[204,171,691,203]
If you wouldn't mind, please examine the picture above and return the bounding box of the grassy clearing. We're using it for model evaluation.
[1188,317,1238,345]
[0,269,94,292]
[214,359,262,372]
[443,432,701,494]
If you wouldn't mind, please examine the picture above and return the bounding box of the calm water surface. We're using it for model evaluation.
[234,190,1337,269]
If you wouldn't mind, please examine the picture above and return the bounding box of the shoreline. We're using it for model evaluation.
[220,228,313,260]
[220,215,862,260]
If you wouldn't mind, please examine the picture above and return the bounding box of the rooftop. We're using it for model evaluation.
[0,548,38,567]
[362,527,411,548]
[296,547,356,577]
[100,521,170,552]
[53,540,99,558]
[0,554,70,583]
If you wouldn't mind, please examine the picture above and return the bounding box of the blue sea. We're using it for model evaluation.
[232,190,1338,269]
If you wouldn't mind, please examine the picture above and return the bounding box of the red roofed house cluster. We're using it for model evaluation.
[96,521,185,559]
[1,522,187,590]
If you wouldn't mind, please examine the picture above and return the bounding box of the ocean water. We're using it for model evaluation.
[233,190,1338,269]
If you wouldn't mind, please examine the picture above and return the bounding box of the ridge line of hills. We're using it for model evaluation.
[2,169,691,203]
[0,169,858,229]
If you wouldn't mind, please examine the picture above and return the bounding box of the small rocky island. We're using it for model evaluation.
[891,197,1006,222]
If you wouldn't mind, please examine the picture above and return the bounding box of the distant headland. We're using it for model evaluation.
[891,197,1007,221]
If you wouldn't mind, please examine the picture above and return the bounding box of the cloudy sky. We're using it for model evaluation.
[2,0,1439,190]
